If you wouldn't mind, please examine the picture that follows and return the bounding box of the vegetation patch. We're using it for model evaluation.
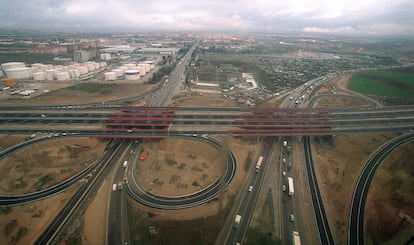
[348,69,414,97]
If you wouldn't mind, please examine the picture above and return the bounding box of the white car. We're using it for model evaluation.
[290,214,295,222]
[282,171,286,176]
[248,186,253,192]
[282,185,286,192]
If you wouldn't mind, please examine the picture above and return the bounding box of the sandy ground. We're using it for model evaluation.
[310,76,409,244]
[82,176,112,245]
[0,185,80,245]
[0,135,28,151]
[0,137,106,195]
[365,141,414,244]
[137,139,224,196]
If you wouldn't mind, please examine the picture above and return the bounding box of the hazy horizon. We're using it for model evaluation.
[1,0,414,37]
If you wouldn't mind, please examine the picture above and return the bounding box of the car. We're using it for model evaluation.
[127,129,133,133]
[282,171,286,176]
[248,186,253,192]
[282,185,286,192]
[290,214,295,222]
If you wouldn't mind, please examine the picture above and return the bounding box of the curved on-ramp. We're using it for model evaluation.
[348,132,414,245]
[125,136,236,209]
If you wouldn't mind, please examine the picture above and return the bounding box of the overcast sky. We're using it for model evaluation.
[2,0,414,36]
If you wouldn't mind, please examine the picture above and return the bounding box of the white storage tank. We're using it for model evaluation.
[143,60,155,69]
[73,69,81,78]
[93,62,100,70]
[45,69,55,80]
[104,72,117,81]
[112,69,124,77]
[139,63,151,72]
[5,67,32,79]
[100,62,107,68]
[136,66,146,76]
[56,72,70,81]
[33,71,46,80]
[1,62,26,71]
[118,66,128,72]
[86,63,95,72]
[125,63,136,69]
[79,66,88,75]
[124,70,140,80]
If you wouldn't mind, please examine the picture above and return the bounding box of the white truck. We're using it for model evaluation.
[112,183,117,192]
[288,177,294,196]
[255,156,263,172]
[283,140,288,147]
[292,231,301,245]
[123,160,128,168]
[233,215,241,229]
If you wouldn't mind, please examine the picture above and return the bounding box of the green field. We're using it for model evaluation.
[348,68,414,97]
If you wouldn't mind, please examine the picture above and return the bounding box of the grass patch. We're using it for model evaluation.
[246,227,281,245]
[348,69,414,97]
[69,83,116,94]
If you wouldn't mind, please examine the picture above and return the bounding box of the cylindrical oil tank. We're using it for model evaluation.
[73,69,81,78]
[136,66,146,76]
[56,72,70,81]
[139,63,151,72]
[5,67,32,79]
[104,72,117,81]
[93,62,100,70]
[118,66,128,72]
[79,66,88,75]
[86,64,95,72]
[124,70,140,80]
[45,69,55,80]
[100,62,107,68]
[143,60,155,69]
[33,71,46,80]
[112,69,124,77]
[1,62,26,71]
[125,63,136,69]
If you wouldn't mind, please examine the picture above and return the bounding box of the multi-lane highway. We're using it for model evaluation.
[0,106,414,137]
[348,132,414,245]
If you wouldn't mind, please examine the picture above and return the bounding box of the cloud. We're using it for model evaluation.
[0,0,413,36]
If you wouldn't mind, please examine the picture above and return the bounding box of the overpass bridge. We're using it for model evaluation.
[0,105,413,138]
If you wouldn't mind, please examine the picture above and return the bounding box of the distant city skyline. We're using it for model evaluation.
[2,0,414,36]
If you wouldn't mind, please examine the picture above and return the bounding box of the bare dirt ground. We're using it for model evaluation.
[0,82,156,106]
[172,93,238,107]
[127,135,260,245]
[312,134,398,244]
[365,141,414,244]
[0,186,79,245]
[137,138,224,196]
[0,135,28,151]
[311,76,412,244]
[0,137,106,194]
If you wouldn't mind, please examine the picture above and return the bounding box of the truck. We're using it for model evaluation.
[292,231,301,245]
[112,183,117,191]
[233,215,241,229]
[288,177,294,196]
[123,160,128,168]
[255,156,263,172]
[283,140,288,147]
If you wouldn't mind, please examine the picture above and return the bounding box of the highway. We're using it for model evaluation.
[348,132,414,245]
[34,139,128,244]
[215,139,273,245]
[303,136,334,244]
[0,106,414,137]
